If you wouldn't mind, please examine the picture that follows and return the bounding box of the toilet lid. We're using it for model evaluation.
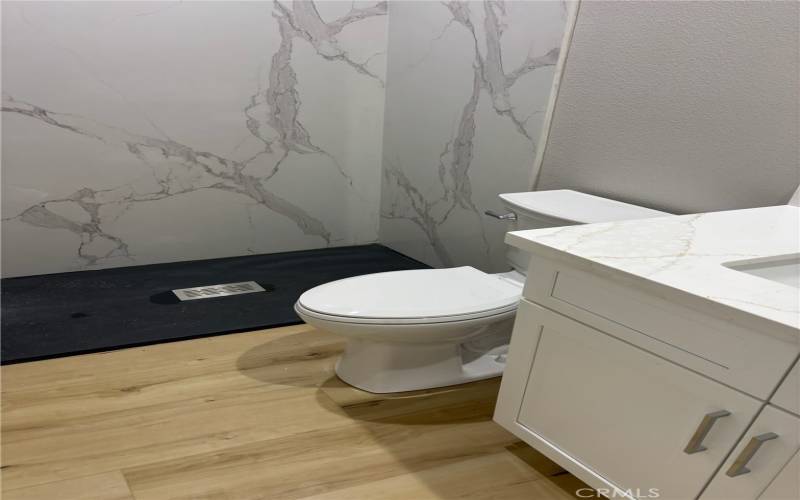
[297,266,521,321]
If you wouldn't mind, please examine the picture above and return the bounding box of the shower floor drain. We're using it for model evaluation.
[172,281,267,301]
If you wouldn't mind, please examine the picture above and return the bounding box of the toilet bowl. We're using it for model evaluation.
[295,190,670,393]
[296,267,524,393]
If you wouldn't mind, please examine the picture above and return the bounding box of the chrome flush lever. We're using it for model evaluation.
[484,209,517,221]
[683,410,731,454]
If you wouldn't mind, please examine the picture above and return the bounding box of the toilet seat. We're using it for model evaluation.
[295,301,516,325]
[296,266,521,325]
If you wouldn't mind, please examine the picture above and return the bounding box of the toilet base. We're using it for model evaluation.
[334,338,507,394]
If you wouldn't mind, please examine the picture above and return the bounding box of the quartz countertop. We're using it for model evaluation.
[506,205,800,331]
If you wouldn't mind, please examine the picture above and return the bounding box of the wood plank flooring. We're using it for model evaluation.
[2,324,589,499]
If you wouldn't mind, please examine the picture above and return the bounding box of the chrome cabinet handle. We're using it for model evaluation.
[726,432,779,477]
[683,410,731,454]
[484,209,517,221]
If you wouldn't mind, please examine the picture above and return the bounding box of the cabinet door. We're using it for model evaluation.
[772,361,800,415]
[759,450,799,500]
[702,405,800,499]
[498,301,761,500]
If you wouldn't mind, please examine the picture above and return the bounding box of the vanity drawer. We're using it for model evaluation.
[522,256,799,399]
[496,301,762,500]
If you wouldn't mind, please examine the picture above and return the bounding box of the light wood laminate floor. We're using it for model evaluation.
[2,324,589,499]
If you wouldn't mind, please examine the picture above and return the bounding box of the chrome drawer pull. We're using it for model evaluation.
[484,210,517,221]
[726,432,779,477]
[683,410,731,454]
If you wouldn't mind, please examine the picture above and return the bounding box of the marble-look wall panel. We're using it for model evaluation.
[379,0,567,272]
[1,1,388,277]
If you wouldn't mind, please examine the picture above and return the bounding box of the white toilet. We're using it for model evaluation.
[295,190,669,393]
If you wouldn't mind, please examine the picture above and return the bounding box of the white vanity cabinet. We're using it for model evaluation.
[702,404,799,499]
[495,300,762,499]
[494,249,800,500]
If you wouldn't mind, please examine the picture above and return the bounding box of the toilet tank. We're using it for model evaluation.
[497,190,670,273]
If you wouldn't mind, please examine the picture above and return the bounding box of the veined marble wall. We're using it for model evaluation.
[379,0,567,272]
[1,1,388,277]
[2,0,569,278]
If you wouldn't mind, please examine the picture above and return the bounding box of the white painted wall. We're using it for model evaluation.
[535,1,800,214]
